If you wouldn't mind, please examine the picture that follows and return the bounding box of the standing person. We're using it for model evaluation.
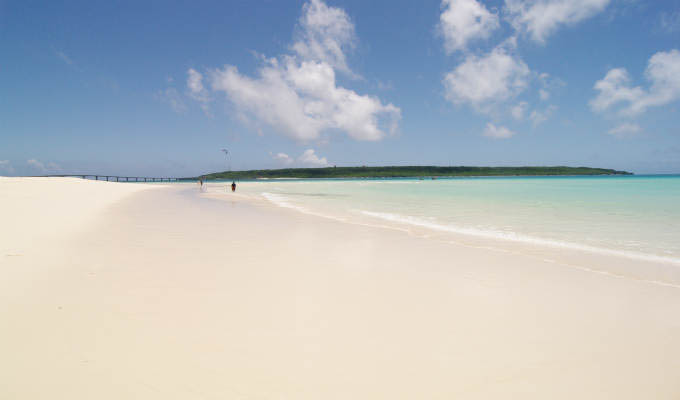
[231,181,236,192]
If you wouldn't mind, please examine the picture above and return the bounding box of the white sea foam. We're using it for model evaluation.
[261,192,347,222]
[257,187,680,289]
[261,192,306,211]
[359,210,680,266]
[255,177,680,268]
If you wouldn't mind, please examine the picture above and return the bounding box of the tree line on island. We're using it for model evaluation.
[196,166,632,180]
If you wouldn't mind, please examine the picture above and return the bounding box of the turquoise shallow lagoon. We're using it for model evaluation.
[232,175,680,264]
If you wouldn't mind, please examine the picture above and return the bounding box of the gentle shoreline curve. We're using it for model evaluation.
[246,180,680,289]
[2,179,680,399]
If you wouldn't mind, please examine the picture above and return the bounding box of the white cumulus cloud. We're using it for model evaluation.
[205,0,400,143]
[272,152,294,165]
[590,49,680,116]
[439,0,500,53]
[590,68,644,113]
[271,149,329,167]
[298,149,329,166]
[504,0,611,43]
[443,44,530,111]
[483,122,516,138]
[211,59,399,142]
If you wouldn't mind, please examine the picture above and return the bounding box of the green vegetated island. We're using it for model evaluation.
[200,166,632,180]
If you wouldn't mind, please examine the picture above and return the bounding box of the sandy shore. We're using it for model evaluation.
[2,178,680,399]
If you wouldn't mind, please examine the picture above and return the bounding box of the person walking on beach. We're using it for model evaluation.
[231,181,236,192]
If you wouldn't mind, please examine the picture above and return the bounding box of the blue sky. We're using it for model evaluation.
[1,0,679,176]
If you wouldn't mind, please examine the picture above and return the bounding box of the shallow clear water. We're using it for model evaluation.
[231,175,680,264]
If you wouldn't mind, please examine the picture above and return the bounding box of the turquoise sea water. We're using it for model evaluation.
[233,175,680,264]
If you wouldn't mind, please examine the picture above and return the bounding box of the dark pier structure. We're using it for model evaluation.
[30,175,188,182]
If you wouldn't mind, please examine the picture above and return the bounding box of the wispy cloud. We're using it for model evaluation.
[291,0,357,77]
[529,104,557,126]
[187,68,211,115]
[52,48,83,71]
[54,49,73,65]
[27,159,61,174]
[376,80,394,91]
[504,0,611,43]
[659,11,680,33]
[511,101,529,120]
[608,122,641,138]
[27,158,46,172]
[537,72,565,101]
[156,87,187,113]
[0,160,14,174]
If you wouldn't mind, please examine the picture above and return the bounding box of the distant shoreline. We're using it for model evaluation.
[249,174,631,180]
[200,166,632,180]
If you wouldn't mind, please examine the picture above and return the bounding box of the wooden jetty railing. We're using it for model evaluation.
[30,174,188,182]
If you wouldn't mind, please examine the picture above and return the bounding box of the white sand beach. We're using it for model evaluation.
[2,177,680,399]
